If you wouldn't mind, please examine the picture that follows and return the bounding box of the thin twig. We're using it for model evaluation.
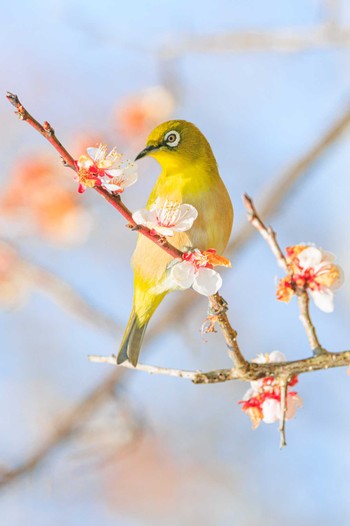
[88,355,202,380]
[6,92,75,168]
[243,193,288,271]
[208,293,248,371]
[279,377,288,448]
[297,293,325,355]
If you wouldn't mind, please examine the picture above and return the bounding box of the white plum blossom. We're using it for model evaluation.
[86,145,122,171]
[101,162,138,194]
[277,244,343,313]
[132,198,198,237]
[170,260,222,296]
[75,144,138,194]
[168,248,230,296]
[239,351,303,429]
[296,246,343,312]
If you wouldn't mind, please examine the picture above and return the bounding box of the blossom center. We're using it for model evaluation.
[155,201,182,228]
[182,250,213,270]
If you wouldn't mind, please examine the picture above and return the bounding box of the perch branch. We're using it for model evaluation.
[6,92,182,261]
[89,349,350,384]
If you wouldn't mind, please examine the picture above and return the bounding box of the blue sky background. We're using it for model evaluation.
[1,1,350,525]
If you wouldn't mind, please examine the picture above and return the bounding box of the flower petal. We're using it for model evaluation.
[203,249,231,268]
[103,182,123,193]
[310,288,334,312]
[123,162,138,176]
[253,351,285,364]
[192,267,222,296]
[132,209,156,226]
[169,261,195,289]
[77,155,94,170]
[153,226,174,236]
[242,387,258,401]
[269,351,286,363]
[286,394,303,420]
[261,398,281,424]
[87,145,106,162]
[105,168,124,178]
[172,204,198,232]
[297,246,323,269]
[122,165,138,186]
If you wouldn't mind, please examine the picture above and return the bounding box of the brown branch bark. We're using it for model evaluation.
[297,293,325,355]
[89,349,350,384]
[278,377,288,448]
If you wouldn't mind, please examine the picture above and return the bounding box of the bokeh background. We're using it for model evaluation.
[1,1,350,524]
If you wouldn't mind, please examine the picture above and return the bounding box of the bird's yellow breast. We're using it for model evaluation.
[132,161,233,290]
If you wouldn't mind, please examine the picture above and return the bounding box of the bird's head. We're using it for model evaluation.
[135,120,217,172]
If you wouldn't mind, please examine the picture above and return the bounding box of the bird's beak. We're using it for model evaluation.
[134,144,160,161]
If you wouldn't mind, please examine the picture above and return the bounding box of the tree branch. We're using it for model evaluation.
[279,377,289,448]
[242,192,324,357]
[6,91,183,261]
[243,193,288,271]
[89,349,350,384]
[297,293,325,355]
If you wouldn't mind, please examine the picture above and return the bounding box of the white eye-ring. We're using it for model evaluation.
[164,130,180,147]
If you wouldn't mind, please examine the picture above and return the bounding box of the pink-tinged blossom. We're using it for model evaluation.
[75,144,137,194]
[276,244,343,313]
[239,351,303,429]
[132,198,198,237]
[169,249,231,296]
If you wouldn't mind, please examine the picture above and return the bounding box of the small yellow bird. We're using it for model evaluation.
[117,120,233,366]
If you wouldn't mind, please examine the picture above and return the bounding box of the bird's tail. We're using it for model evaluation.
[117,309,148,367]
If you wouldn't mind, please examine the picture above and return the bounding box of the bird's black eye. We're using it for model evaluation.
[164,130,180,148]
